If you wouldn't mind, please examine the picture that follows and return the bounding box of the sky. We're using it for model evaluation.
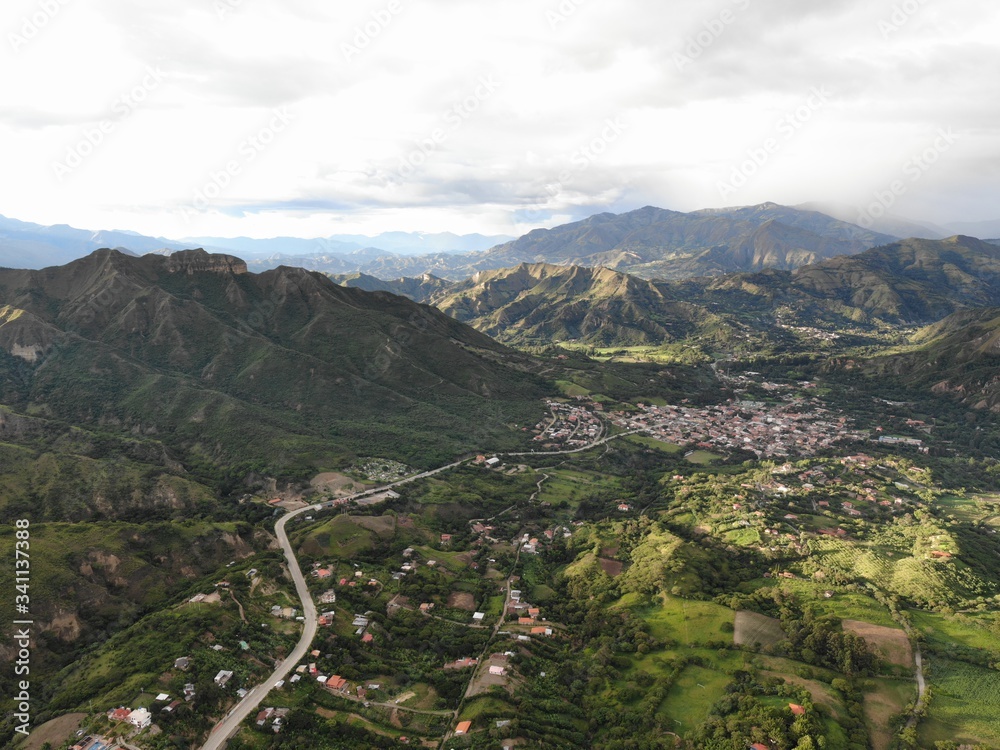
[1,0,998,240]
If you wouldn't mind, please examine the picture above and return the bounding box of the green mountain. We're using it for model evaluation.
[430,262,735,348]
[477,203,895,280]
[329,271,451,302]
[859,306,1000,410]
[330,237,1000,359]
[686,235,1000,331]
[0,249,551,475]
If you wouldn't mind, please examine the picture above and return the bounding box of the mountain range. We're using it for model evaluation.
[0,213,511,271]
[9,203,995,281]
[0,249,551,477]
[330,236,1000,354]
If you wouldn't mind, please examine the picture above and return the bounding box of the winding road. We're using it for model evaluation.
[201,502,320,750]
[199,419,659,748]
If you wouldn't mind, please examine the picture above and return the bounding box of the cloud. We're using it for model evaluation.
[0,0,998,237]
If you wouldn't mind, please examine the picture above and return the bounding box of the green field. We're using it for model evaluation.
[297,515,377,559]
[808,536,991,607]
[640,596,735,646]
[724,527,762,546]
[919,657,1000,747]
[911,610,1000,658]
[685,450,722,465]
[626,435,684,453]
[554,379,591,397]
[659,665,732,735]
[459,695,516,722]
[734,610,785,649]
[864,677,916,750]
[535,466,622,505]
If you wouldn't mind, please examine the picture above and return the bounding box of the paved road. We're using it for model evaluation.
[201,503,320,750]
[500,427,648,457]
[319,460,466,508]
[906,646,927,730]
[200,420,654,748]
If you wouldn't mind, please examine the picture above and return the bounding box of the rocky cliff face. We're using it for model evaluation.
[161,248,248,275]
[0,305,64,362]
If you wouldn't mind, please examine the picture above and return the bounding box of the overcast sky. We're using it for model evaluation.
[1,0,997,239]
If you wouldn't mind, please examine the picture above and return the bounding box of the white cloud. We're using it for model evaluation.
[0,0,998,238]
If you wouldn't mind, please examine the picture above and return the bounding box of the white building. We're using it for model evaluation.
[128,708,152,729]
[214,669,234,687]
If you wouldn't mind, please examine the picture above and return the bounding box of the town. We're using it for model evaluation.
[609,399,869,458]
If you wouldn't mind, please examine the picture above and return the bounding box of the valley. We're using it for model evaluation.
[3,216,1000,750]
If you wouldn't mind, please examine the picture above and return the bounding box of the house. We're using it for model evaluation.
[128,708,152,729]
[327,676,348,692]
[164,700,182,713]
[361,632,374,643]
[215,670,234,687]
[518,617,534,625]
[489,665,506,676]
[531,626,553,636]
[485,457,501,468]
[751,744,770,750]
[789,703,806,716]
[444,657,478,670]
[109,707,132,723]
[440,534,453,544]
[174,656,191,670]
[472,612,485,622]
[455,720,473,735]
